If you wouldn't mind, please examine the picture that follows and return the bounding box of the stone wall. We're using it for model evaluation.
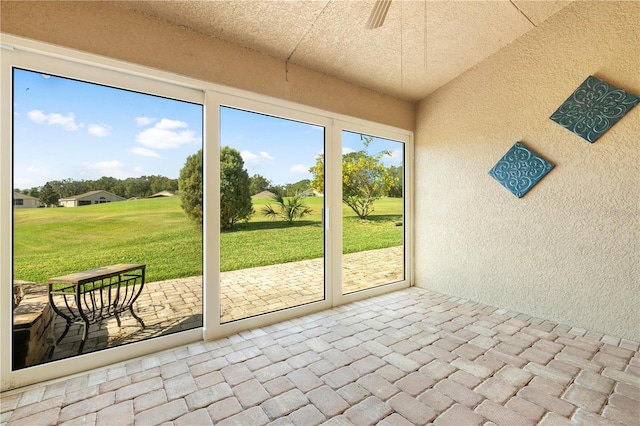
[13,281,55,369]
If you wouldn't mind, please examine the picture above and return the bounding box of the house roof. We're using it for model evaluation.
[111,0,573,102]
[59,190,125,201]
[252,190,276,199]
[148,190,176,198]
[13,191,39,201]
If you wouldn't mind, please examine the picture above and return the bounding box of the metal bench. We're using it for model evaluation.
[47,264,146,355]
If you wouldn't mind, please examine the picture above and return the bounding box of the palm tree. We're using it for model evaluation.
[261,190,312,223]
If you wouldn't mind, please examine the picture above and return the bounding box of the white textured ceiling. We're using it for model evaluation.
[111,0,573,102]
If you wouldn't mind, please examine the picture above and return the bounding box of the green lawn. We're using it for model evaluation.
[13,197,203,284]
[13,196,403,284]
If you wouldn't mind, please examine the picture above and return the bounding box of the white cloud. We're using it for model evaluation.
[27,109,82,131]
[259,151,274,160]
[155,118,188,130]
[135,116,157,126]
[241,150,275,165]
[26,165,50,175]
[83,160,124,171]
[81,160,126,178]
[135,118,198,150]
[27,110,47,123]
[290,164,309,174]
[80,161,149,180]
[342,147,356,155]
[131,147,161,157]
[14,176,35,188]
[389,148,403,164]
[88,124,112,137]
[240,150,259,164]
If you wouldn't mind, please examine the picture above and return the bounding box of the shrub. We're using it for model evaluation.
[220,146,253,230]
[179,149,203,225]
[261,191,312,223]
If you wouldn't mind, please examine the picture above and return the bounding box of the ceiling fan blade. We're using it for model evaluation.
[365,0,392,29]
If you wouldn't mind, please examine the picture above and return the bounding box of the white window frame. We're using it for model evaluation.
[1,34,413,391]
[334,120,413,307]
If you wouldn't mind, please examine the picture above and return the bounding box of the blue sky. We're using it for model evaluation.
[13,68,203,189]
[221,106,324,185]
[13,68,403,189]
[221,107,404,185]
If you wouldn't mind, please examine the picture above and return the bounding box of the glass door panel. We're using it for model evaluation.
[11,68,203,368]
[219,106,325,323]
[341,131,405,294]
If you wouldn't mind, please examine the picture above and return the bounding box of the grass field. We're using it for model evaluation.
[13,196,402,284]
[222,196,403,271]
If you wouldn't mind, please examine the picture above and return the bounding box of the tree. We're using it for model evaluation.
[123,177,151,199]
[262,191,312,223]
[27,187,40,199]
[94,176,118,195]
[150,175,178,194]
[386,165,403,198]
[284,179,311,197]
[249,174,271,195]
[220,146,253,230]
[179,149,203,225]
[39,182,60,207]
[310,136,393,219]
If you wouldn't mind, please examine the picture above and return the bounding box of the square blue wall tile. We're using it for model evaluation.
[489,142,554,198]
[550,75,640,143]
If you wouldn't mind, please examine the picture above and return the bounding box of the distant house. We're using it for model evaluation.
[251,190,275,199]
[148,190,176,198]
[13,191,43,208]
[59,190,125,207]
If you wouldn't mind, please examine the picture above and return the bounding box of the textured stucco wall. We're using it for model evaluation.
[415,2,639,340]
[0,1,414,130]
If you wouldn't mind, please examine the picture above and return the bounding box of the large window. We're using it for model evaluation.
[11,68,203,368]
[1,37,411,391]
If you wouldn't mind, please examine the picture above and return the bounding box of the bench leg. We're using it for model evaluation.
[55,320,72,346]
[130,306,145,329]
[49,319,72,359]
[77,318,90,355]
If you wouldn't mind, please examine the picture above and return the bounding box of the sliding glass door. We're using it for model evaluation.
[219,106,325,323]
[341,131,405,294]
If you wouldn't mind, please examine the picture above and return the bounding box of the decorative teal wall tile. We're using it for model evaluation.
[489,142,554,198]
[550,75,639,143]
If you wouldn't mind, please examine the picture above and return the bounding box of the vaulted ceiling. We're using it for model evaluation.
[112,0,573,103]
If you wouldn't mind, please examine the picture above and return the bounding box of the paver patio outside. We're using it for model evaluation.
[3,286,639,425]
[46,246,404,361]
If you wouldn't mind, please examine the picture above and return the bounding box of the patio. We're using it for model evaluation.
[46,246,404,361]
[2,285,638,425]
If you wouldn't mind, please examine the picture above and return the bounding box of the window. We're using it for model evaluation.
[219,106,326,323]
[14,199,23,206]
[11,68,203,368]
[341,131,405,294]
[1,37,411,391]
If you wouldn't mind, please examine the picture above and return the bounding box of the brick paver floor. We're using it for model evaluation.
[3,287,639,425]
[46,246,404,361]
